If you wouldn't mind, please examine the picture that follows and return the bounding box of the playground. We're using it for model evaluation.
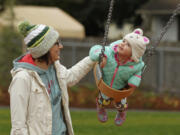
[0,0,180,135]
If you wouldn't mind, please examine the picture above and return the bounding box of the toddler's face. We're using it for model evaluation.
[117,39,132,58]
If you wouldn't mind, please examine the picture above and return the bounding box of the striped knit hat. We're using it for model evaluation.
[18,21,59,58]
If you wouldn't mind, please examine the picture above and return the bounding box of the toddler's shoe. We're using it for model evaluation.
[96,98,108,123]
[114,111,126,126]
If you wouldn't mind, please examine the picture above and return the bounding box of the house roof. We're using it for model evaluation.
[137,0,180,15]
[0,6,85,39]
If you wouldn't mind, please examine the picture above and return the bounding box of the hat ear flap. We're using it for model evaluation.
[143,36,150,45]
[134,28,143,36]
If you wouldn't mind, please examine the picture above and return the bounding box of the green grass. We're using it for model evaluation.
[1,108,180,135]
[72,110,180,135]
[0,108,11,135]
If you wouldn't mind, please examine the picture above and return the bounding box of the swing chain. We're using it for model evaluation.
[99,0,115,76]
[143,3,180,73]
[102,0,115,53]
[152,3,180,49]
[145,46,155,57]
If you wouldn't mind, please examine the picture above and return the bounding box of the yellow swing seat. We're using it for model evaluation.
[93,63,134,102]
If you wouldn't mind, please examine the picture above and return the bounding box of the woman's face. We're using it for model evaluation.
[117,39,132,58]
[49,40,63,63]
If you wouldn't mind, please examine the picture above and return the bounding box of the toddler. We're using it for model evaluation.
[89,28,150,126]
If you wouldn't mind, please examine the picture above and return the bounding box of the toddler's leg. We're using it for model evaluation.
[114,98,128,126]
[96,93,111,123]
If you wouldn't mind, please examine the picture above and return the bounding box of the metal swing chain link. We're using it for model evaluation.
[147,3,180,57]
[99,0,115,77]
[102,0,115,53]
[97,0,115,97]
[143,3,180,73]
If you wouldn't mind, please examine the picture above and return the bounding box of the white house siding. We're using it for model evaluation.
[152,15,178,42]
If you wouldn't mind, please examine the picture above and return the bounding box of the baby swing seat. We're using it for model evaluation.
[93,63,135,102]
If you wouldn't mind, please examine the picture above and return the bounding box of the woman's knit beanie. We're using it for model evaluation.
[18,21,59,58]
[124,28,150,62]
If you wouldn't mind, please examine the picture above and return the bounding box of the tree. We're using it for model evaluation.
[0,0,22,90]
[0,27,22,90]
[0,0,5,11]
[16,0,148,36]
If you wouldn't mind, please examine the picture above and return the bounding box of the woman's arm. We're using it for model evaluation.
[63,56,95,87]
[8,72,30,135]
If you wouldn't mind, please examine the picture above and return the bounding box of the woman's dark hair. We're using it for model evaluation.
[33,51,50,65]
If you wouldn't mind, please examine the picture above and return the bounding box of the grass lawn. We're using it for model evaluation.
[0,108,11,135]
[0,108,180,135]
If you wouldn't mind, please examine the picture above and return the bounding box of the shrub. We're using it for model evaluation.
[0,26,22,90]
[68,84,180,110]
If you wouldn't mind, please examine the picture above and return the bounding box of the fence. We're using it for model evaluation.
[61,39,180,94]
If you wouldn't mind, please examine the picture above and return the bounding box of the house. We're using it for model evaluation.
[0,6,85,39]
[137,0,180,42]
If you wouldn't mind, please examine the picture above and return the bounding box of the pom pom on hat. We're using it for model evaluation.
[18,21,35,37]
[124,28,150,62]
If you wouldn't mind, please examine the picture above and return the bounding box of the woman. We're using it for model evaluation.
[8,21,95,135]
